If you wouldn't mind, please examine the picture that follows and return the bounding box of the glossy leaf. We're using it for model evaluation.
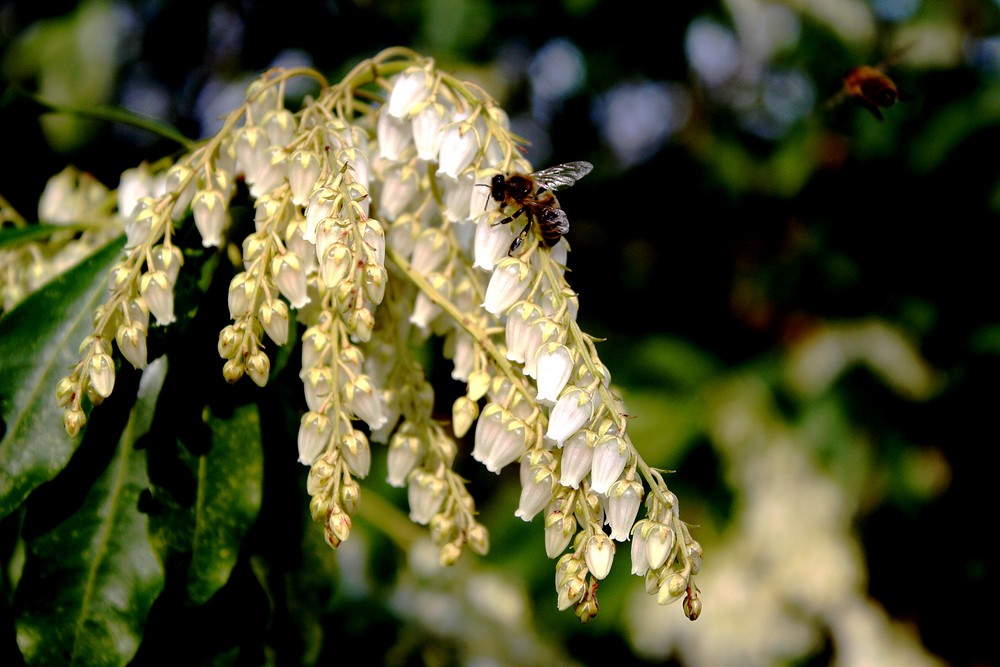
[13,358,167,666]
[188,405,263,604]
[0,235,125,520]
[149,404,263,605]
[0,223,70,248]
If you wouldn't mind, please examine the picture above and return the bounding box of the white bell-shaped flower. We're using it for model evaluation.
[584,533,615,580]
[387,430,423,488]
[345,374,388,431]
[261,108,296,147]
[117,163,155,220]
[288,149,322,206]
[303,187,338,243]
[515,453,556,522]
[88,353,116,398]
[297,411,330,466]
[482,256,531,316]
[559,429,595,488]
[645,521,675,570]
[535,343,574,403]
[544,504,576,558]
[302,366,334,413]
[116,323,148,370]
[387,68,432,118]
[441,172,475,222]
[606,478,643,541]
[412,101,448,160]
[504,301,542,364]
[192,189,228,247]
[590,434,629,495]
[473,403,526,474]
[407,470,446,525]
[139,270,175,325]
[473,213,515,271]
[377,108,413,161]
[545,387,593,445]
[258,300,289,346]
[341,429,371,478]
[271,253,310,309]
[630,520,652,575]
[436,117,479,178]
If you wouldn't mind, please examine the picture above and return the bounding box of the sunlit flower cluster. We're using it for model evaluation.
[42,48,701,621]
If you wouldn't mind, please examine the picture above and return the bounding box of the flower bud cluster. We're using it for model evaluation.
[54,156,206,434]
[554,532,602,622]
[297,311,385,547]
[631,491,703,619]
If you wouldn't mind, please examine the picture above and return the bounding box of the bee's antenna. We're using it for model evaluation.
[476,182,491,210]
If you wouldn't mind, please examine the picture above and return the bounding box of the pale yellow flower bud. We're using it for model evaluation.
[62,408,87,437]
[222,357,244,384]
[246,350,270,387]
[55,377,76,407]
[116,323,148,369]
[139,270,176,325]
[439,541,462,567]
[466,522,490,556]
[347,308,375,342]
[451,396,478,438]
[327,508,352,544]
[584,533,615,580]
[258,299,289,346]
[88,353,115,398]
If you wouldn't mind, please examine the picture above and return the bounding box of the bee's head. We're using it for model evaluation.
[489,174,507,201]
[475,174,506,210]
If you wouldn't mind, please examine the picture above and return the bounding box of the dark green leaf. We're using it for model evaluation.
[0,224,71,249]
[14,359,166,666]
[149,404,263,605]
[0,235,125,520]
[187,405,263,604]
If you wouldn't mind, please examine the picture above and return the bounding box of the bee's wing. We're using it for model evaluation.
[531,161,593,191]
[539,206,570,235]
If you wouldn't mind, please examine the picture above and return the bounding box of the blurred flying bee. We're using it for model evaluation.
[487,161,593,255]
[825,51,914,120]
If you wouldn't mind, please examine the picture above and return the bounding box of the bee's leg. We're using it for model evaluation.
[517,219,532,238]
[508,227,532,256]
[507,212,534,256]
[494,206,527,227]
[508,234,526,255]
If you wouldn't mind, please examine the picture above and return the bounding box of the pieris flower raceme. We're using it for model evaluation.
[46,53,702,626]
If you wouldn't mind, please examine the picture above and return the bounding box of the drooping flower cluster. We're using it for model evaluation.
[46,48,701,621]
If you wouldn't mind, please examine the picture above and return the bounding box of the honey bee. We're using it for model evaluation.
[826,52,914,120]
[487,161,593,255]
